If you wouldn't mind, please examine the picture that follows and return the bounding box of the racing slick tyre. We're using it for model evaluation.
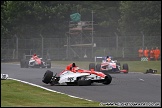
[20,59,25,68]
[77,80,91,86]
[96,64,101,71]
[24,60,29,68]
[89,63,95,70]
[123,63,129,73]
[103,74,112,85]
[47,60,51,68]
[42,70,53,84]
[41,62,46,68]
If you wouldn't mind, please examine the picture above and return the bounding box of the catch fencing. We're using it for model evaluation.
[1,35,161,61]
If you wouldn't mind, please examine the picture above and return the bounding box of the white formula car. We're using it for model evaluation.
[20,55,51,68]
[89,56,129,74]
[42,63,112,86]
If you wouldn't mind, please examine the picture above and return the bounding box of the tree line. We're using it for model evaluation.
[1,1,161,39]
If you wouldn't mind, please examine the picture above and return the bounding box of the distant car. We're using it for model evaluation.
[1,74,9,80]
[20,55,51,68]
[89,56,129,74]
[42,63,112,86]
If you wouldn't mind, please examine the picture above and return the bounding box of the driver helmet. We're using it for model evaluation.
[106,56,111,61]
[66,63,73,70]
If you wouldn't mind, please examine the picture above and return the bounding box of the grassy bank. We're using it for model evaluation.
[1,79,101,107]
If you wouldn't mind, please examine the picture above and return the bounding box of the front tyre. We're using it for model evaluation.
[103,74,112,85]
[42,70,53,84]
[89,63,95,70]
[123,63,129,73]
[96,64,101,71]
[25,60,29,68]
[20,59,25,68]
[47,60,51,68]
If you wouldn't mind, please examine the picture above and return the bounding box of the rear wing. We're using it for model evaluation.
[23,55,40,59]
[94,56,116,63]
[23,54,51,60]
[94,56,107,63]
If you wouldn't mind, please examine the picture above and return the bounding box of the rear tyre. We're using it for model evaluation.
[89,63,95,70]
[25,60,29,68]
[41,62,46,68]
[47,60,51,68]
[103,74,112,85]
[42,70,53,84]
[96,64,101,71]
[20,59,25,68]
[123,63,129,73]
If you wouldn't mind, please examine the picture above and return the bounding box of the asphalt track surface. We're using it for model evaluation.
[1,63,161,104]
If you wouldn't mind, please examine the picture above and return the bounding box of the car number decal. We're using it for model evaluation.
[68,77,74,82]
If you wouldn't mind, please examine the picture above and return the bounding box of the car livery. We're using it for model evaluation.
[20,55,51,68]
[42,63,112,86]
[89,56,129,74]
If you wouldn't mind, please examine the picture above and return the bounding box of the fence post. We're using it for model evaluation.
[14,35,18,59]
[30,49,32,55]
[40,34,43,58]
[141,31,145,49]
[13,49,15,59]
[122,48,125,58]
[115,32,118,57]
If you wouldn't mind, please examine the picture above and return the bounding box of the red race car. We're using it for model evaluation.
[42,63,112,86]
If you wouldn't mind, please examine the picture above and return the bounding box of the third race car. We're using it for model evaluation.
[89,56,129,74]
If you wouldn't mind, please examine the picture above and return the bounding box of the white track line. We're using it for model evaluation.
[8,78,93,102]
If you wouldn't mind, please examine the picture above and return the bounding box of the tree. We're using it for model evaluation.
[2,1,160,39]
[119,1,161,36]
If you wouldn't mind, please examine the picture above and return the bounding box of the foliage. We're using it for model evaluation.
[1,1,161,39]
[119,1,161,36]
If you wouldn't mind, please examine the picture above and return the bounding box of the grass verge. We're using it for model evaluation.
[1,79,101,107]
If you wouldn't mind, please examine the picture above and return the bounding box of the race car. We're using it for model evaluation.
[1,73,9,80]
[42,63,112,86]
[20,55,51,68]
[89,56,129,74]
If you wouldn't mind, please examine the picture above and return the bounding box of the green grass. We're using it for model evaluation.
[52,61,161,74]
[1,79,101,107]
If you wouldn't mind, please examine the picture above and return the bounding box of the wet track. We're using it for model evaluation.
[1,63,161,104]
